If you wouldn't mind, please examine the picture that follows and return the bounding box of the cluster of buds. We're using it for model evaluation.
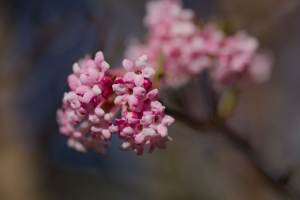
[57,0,274,156]
[126,0,273,86]
[57,52,174,155]
[113,56,174,155]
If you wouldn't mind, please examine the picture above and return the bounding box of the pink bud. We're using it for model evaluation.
[144,78,152,91]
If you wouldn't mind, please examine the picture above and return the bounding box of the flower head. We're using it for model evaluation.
[58,52,174,156]
[125,0,273,87]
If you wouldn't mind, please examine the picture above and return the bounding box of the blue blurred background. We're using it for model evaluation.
[0,0,300,199]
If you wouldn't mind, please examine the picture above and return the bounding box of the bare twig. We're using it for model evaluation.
[163,104,299,199]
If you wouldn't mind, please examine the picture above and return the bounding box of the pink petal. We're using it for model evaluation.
[127,118,140,125]
[95,51,104,63]
[112,84,127,95]
[90,73,101,83]
[157,124,168,137]
[91,125,102,133]
[249,52,273,83]
[109,125,118,133]
[73,131,83,139]
[123,59,135,71]
[123,72,135,86]
[124,112,138,119]
[102,129,111,139]
[68,74,79,91]
[147,89,158,100]
[79,74,92,86]
[60,127,71,136]
[75,85,90,96]
[123,127,135,135]
[128,96,143,112]
[85,60,97,68]
[143,78,152,90]
[134,74,144,86]
[141,115,153,125]
[128,95,139,107]
[162,115,175,126]
[133,86,146,98]
[114,95,128,105]
[89,114,100,123]
[150,100,163,112]
[154,106,166,115]
[63,91,77,102]
[135,133,146,144]
[82,91,94,103]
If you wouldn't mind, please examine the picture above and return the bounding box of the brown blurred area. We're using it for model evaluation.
[0,2,43,200]
[0,0,300,199]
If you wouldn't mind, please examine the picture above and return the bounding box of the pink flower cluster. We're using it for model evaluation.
[125,0,273,86]
[57,52,174,155]
[112,55,174,155]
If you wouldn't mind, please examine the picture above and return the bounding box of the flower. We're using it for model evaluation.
[122,55,155,86]
[58,52,175,156]
[57,51,118,155]
[112,56,174,155]
[125,0,273,87]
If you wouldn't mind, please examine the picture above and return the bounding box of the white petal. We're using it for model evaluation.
[95,107,105,117]
[123,59,135,71]
[92,85,102,96]
[67,138,75,148]
[72,63,81,74]
[135,55,148,70]
[142,67,155,78]
[120,141,132,151]
[104,113,112,122]
[101,61,110,72]
[74,142,87,152]
[102,129,111,139]
[143,128,156,136]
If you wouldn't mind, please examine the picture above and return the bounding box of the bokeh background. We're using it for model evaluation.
[0,0,300,199]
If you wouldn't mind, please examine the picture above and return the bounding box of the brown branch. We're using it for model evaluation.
[163,105,299,199]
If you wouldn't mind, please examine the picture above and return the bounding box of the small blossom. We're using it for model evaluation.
[122,55,155,86]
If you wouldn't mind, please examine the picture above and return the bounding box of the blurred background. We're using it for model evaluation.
[0,0,300,199]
